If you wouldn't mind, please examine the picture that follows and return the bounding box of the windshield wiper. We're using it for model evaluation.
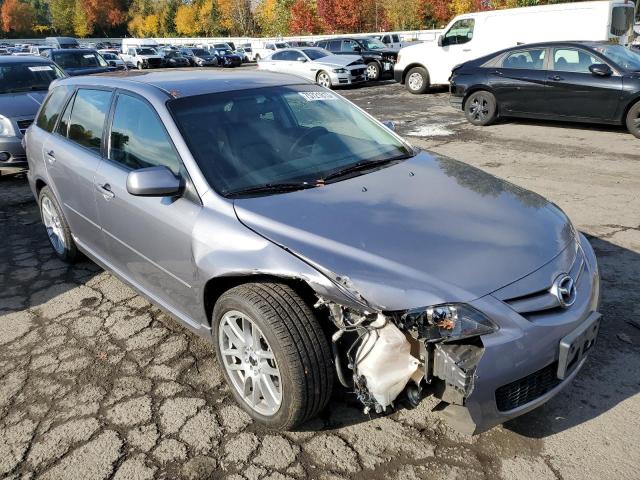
[321,154,413,182]
[225,181,319,197]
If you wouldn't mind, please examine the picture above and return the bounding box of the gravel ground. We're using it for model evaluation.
[0,78,638,480]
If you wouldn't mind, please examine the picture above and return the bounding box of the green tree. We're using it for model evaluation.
[159,0,180,37]
[49,0,74,35]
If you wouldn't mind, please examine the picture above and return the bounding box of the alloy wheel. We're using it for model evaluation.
[41,196,65,255]
[366,63,379,80]
[408,72,424,91]
[468,95,490,122]
[317,72,331,88]
[218,310,282,416]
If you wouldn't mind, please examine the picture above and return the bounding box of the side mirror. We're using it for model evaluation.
[297,57,307,62]
[126,166,183,197]
[382,120,396,131]
[353,46,362,52]
[437,35,444,47]
[589,63,612,77]
[108,60,116,67]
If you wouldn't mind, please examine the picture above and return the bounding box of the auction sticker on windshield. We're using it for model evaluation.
[299,92,337,101]
[28,66,53,72]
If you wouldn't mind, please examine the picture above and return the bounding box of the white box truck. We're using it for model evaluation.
[394,0,637,93]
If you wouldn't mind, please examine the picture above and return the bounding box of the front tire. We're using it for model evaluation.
[464,90,498,126]
[38,186,78,263]
[213,283,334,430]
[137,62,143,70]
[625,101,640,139]
[405,66,429,94]
[316,71,332,89]
[366,61,381,81]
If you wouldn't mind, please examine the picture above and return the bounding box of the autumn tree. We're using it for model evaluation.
[289,0,320,35]
[317,0,379,33]
[73,0,90,37]
[1,0,36,35]
[384,0,426,30]
[198,0,222,37]
[83,0,126,36]
[49,0,75,35]
[218,0,255,35]
[175,3,199,36]
[256,0,294,36]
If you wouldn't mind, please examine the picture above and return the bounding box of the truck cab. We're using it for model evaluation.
[120,42,164,70]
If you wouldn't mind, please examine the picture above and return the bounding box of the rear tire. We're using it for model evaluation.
[464,90,498,126]
[405,67,429,94]
[625,101,640,139]
[212,283,334,430]
[38,186,78,263]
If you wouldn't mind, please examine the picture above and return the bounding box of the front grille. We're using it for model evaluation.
[351,68,365,76]
[495,362,561,411]
[147,58,163,67]
[503,247,585,318]
[17,119,33,135]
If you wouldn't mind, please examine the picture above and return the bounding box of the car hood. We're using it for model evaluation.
[0,91,47,118]
[315,55,363,67]
[233,152,574,310]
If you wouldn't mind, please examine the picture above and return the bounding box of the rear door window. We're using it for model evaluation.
[328,40,341,51]
[342,40,359,52]
[502,48,546,70]
[36,85,72,132]
[108,94,181,175]
[66,89,112,153]
[553,48,599,73]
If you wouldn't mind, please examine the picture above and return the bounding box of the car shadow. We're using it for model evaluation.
[496,116,629,135]
[0,173,101,314]
[296,233,640,436]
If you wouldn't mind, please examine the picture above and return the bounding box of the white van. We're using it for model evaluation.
[394,0,637,93]
[120,38,164,69]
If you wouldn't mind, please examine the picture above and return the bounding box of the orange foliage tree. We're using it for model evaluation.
[83,0,126,35]
[289,0,320,35]
[1,0,36,35]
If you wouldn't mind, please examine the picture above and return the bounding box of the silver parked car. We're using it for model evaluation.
[0,55,66,173]
[25,71,601,433]
[258,47,367,88]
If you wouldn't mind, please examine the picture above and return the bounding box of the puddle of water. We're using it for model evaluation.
[403,121,465,137]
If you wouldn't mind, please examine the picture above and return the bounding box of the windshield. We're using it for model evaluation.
[102,53,117,60]
[136,48,156,55]
[359,38,386,50]
[214,44,230,49]
[52,51,108,69]
[595,44,640,71]
[192,49,209,56]
[217,49,232,55]
[169,85,412,196]
[0,62,65,93]
[275,43,290,48]
[166,52,182,58]
[303,49,330,60]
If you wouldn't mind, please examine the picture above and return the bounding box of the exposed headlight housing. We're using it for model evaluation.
[399,303,498,342]
[332,68,347,73]
[0,115,15,137]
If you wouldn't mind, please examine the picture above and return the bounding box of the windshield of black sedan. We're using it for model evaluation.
[595,44,640,70]
[360,38,386,50]
[169,86,412,195]
[53,51,107,68]
[0,63,65,93]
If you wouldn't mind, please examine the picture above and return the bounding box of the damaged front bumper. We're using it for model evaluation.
[318,234,601,434]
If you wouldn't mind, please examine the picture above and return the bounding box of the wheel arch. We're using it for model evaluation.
[621,94,640,125]
[401,63,429,84]
[204,274,321,327]
[462,85,498,112]
[35,177,48,195]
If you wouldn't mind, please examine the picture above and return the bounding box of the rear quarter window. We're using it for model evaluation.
[36,86,72,132]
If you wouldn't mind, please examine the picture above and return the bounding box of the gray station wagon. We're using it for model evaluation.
[25,71,601,433]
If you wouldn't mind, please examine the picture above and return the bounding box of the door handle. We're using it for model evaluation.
[463,48,472,52]
[97,183,115,200]
[549,75,563,81]
[492,70,503,76]
[45,150,55,163]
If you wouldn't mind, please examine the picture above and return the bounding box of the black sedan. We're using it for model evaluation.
[211,48,242,68]
[450,41,640,138]
[163,51,191,68]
